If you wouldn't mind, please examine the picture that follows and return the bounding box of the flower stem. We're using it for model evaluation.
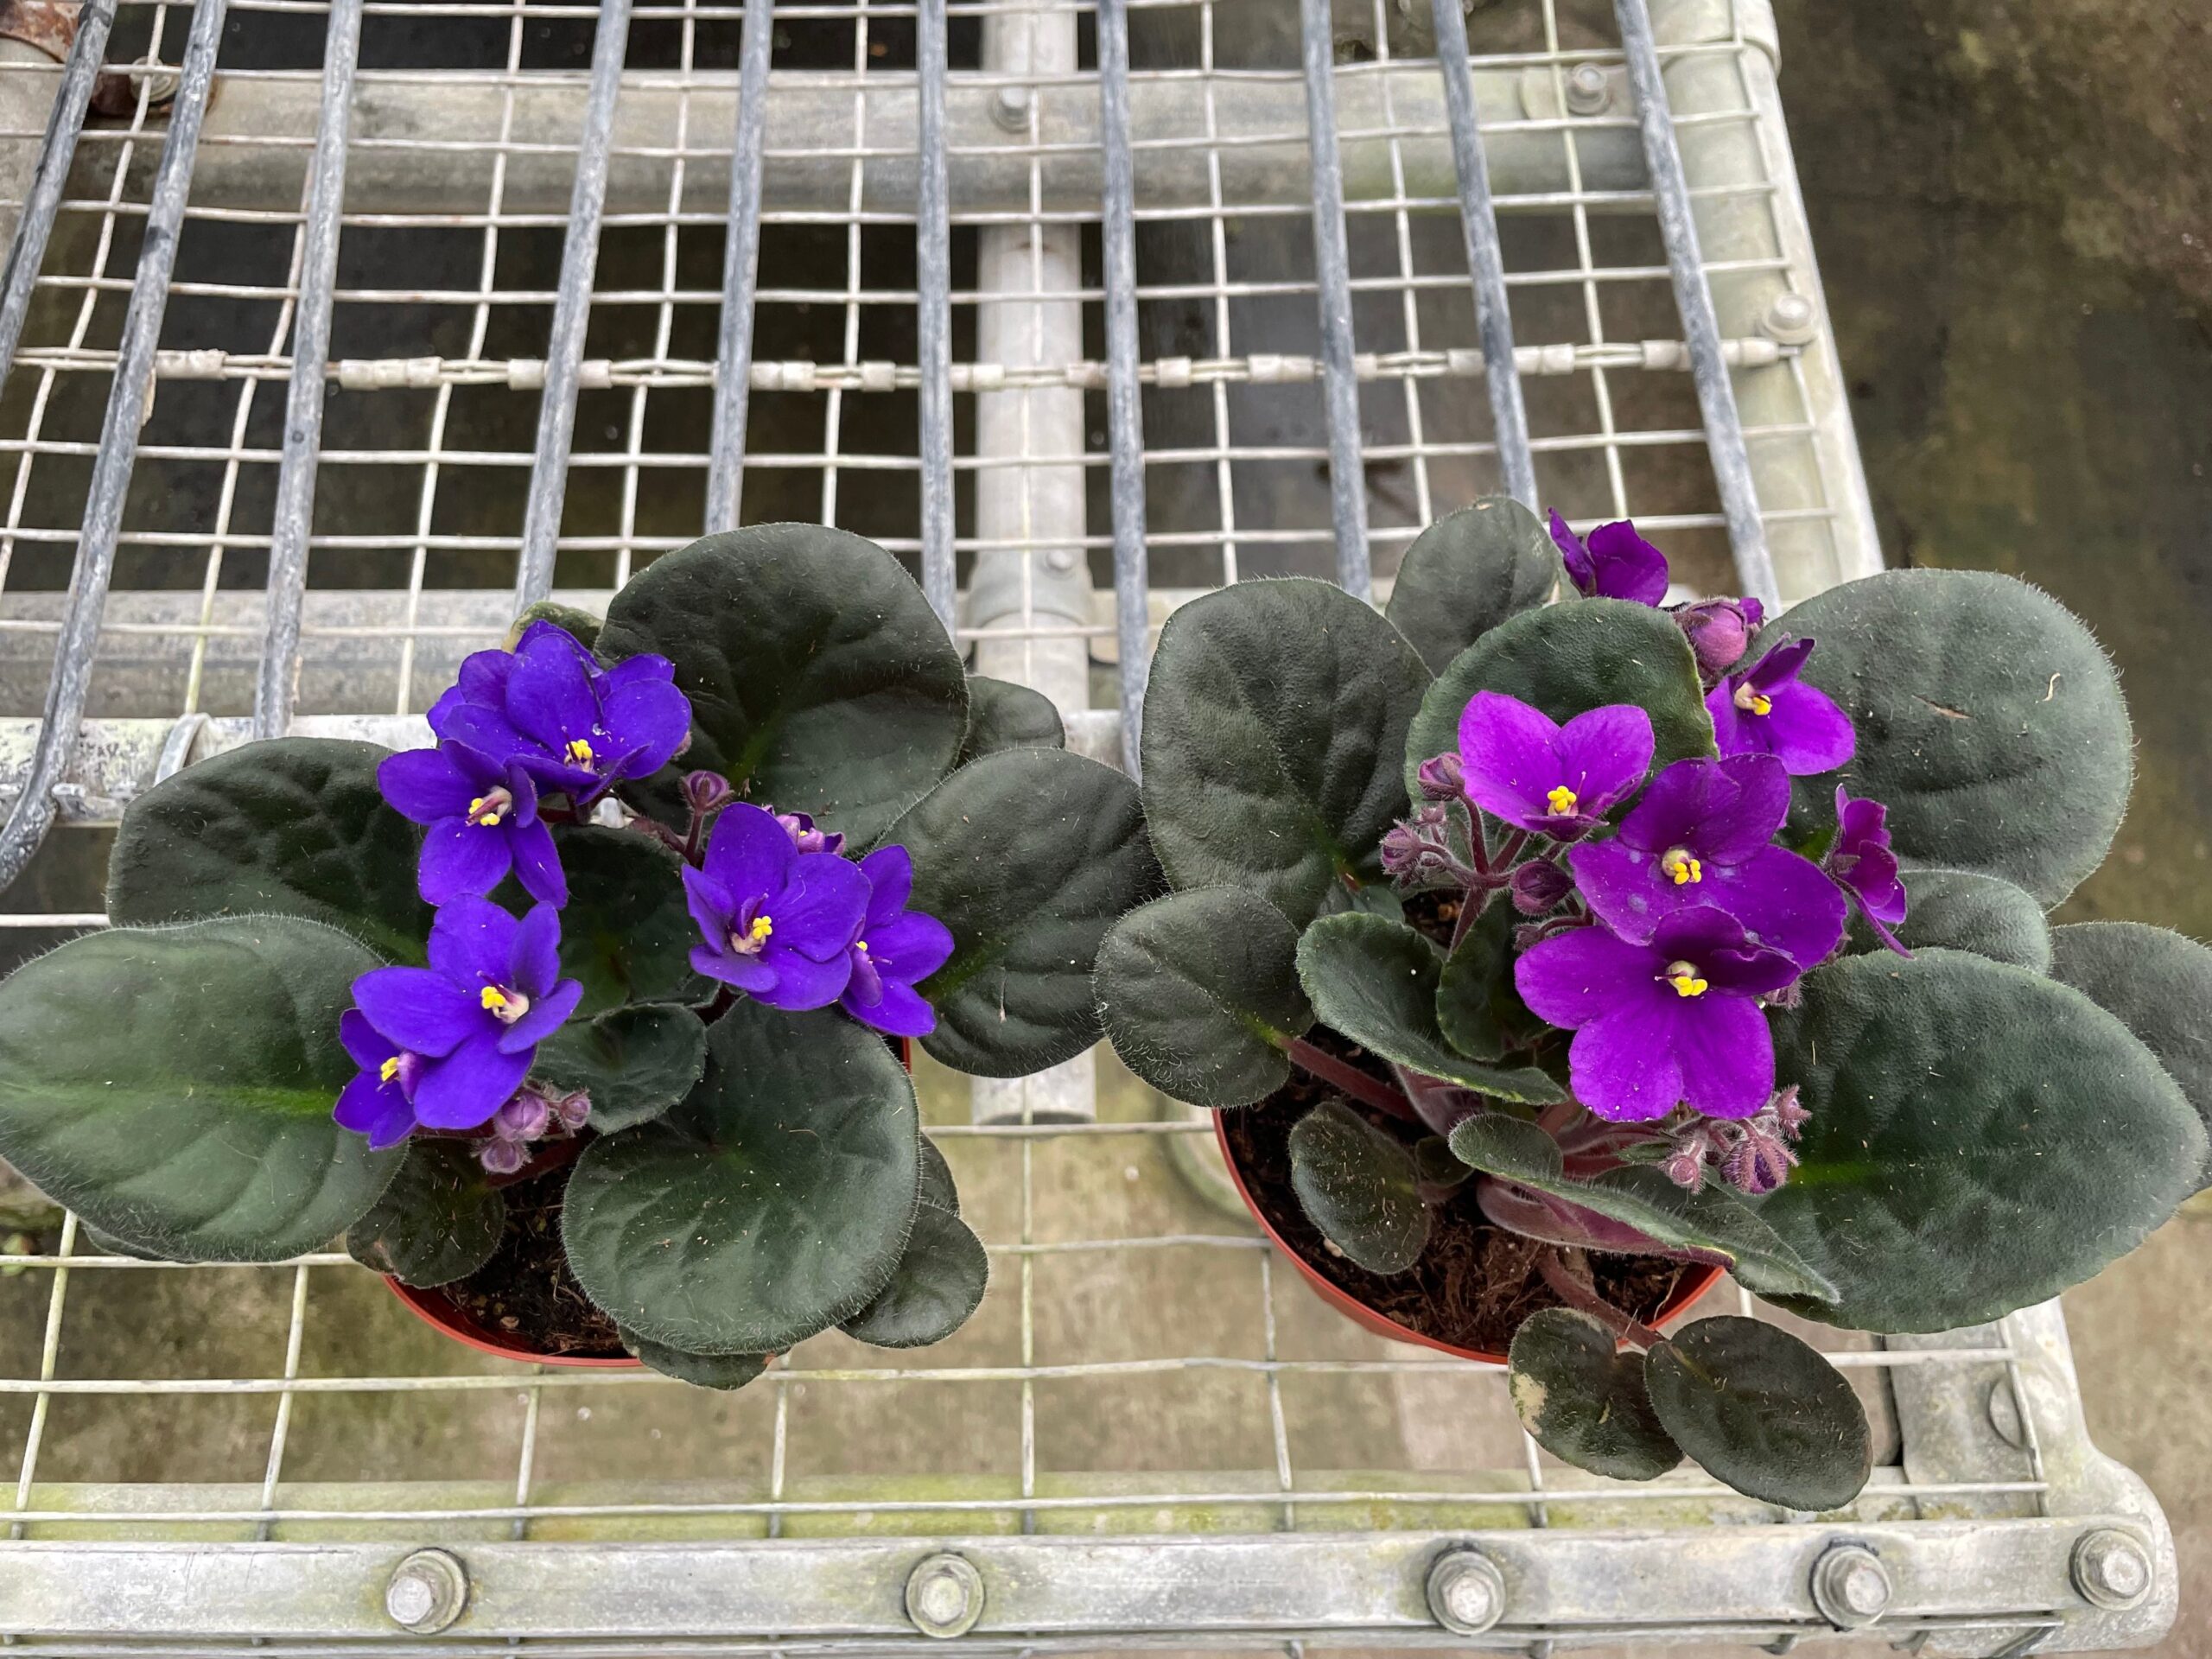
[1536,1249,1666,1350]
[1282,1038,1421,1123]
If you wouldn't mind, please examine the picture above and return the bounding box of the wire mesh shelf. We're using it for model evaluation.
[0,0,2176,1650]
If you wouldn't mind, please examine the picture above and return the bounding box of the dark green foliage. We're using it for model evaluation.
[620,1330,770,1390]
[2051,921,2212,1189]
[959,676,1066,761]
[1384,497,1560,673]
[1508,1308,1681,1481]
[839,1201,990,1349]
[346,1140,505,1287]
[1435,898,1539,1063]
[1643,1318,1872,1511]
[533,1004,708,1134]
[1847,868,2051,971]
[528,827,706,1016]
[1287,1100,1430,1274]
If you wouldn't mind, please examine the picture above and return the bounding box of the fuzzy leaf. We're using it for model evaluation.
[1385,498,1561,673]
[106,739,431,963]
[1508,1307,1681,1481]
[1405,599,1713,798]
[1296,914,1564,1103]
[839,1202,989,1349]
[346,1139,505,1287]
[1761,949,2204,1332]
[506,600,602,652]
[1287,1100,1430,1274]
[894,747,1162,1077]
[1140,578,1432,929]
[597,524,969,846]
[534,1004,708,1134]
[1446,1113,1835,1302]
[1847,868,2050,971]
[918,1135,960,1215]
[2051,921,2212,1191]
[1095,887,1313,1109]
[1435,899,1539,1063]
[619,1328,770,1391]
[1644,1317,1871,1511]
[562,1001,918,1354]
[0,918,402,1262]
[1783,569,2131,906]
[959,676,1065,761]
[520,827,705,1017]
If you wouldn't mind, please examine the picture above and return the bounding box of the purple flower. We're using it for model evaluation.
[683,802,871,1010]
[1414,753,1465,804]
[1457,690,1655,838]
[1567,753,1846,969]
[1826,784,1910,956]
[1706,637,1855,776]
[839,846,956,1037]
[429,621,691,804]
[1548,512,1670,606]
[340,898,585,1138]
[1515,907,1800,1122]
[1674,595,1765,680]
[378,741,565,907]
[774,809,845,857]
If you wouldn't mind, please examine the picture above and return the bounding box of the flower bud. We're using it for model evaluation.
[479,1135,529,1176]
[492,1089,551,1144]
[1659,1121,1717,1191]
[774,809,845,856]
[1510,858,1573,916]
[1414,752,1465,803]
[1378,821,1428,879]
[1769,1084,1808,1141]
[1674,596,1764,679]
[1721,1120,1797,1196]
[682,769,734,817]
[550,1088,592,1134]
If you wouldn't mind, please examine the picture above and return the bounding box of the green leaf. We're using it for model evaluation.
[1644,1317,1872,1511]
[839,1201,990,1349]
[561,1001,918,1354]
[619,1328,770,1391]
[345,1139,505,1288]
[1782,569,2131,906]
[1446,1113,1837,1303]
[1295,914,1565,1103]
[597,524,969,845]
[1287,1100,1430,1274]
[1140,578,1432,929]
[534,1004,708,1134]
[893,748,1163,1077]
[1760,949,2205,1332]
[959,676,1065,761]
[1385,498,1562,674]
[1847,868,2050,971]
[1405,599,1713,798]
[1508,1307,1681,1481]
[1435,898,1539,1063]
[527,827,705,1017]
[2051,921,2212,1191]
[918,1135,960,1215]
[506,600,601,652]
[0,917,403,1262]
[1095,887,1313,1109]
[106,739,431,963]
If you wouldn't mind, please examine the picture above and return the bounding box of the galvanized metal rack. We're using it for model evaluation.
[0,0,2176,1649]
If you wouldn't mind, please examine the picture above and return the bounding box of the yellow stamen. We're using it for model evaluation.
[379,1056,401,1084]
[1662,849,1704,887]
[1545,784,1580,817]
[565,736,595,766]
[855,939,868,952]
[1732,681,1774,717]
[467,791,511,828]
[749,915,774,943]
[480,986,510,1013]
[1662,960,1709,998]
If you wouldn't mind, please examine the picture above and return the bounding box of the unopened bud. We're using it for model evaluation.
[1770,1084,1808,1141]
[1661,1147,1708,1191]
[492,1089,551,1144]
[1510,858,1573,916]
[479,1135,529,1176]
[774,809,845,856]
[550,1089,592,1134]
[1675,596,1764,680]
[1514,923,1548,953]
[1379,821,1427,879]
[1415,753,1465,803]
[1721,1121,1797,1196]
[682,769,734,816]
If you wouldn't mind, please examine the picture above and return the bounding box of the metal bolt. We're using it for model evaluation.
[1760,290,1821,346]
[905,1553,985,1638]
[989,85,1032,132]
[1810,1543,1891,1629]
[385,1548,468,1635]
[1426,1548,1506,1637]
[1563,62,1612,117]
[2072,1529,2154,1611]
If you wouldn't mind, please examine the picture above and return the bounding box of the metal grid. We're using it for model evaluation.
[0,0,2174,1649]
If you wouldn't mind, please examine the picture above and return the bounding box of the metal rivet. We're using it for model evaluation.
[989,86,1032,132]
[2072,1529,2154,1611]
[906,1553,985,1638]
[1563,62,1612,117]
[1810,1543,1891,1629]
[1426,1548,1506,1637]
[385,1548,468,1635]
[1045,543,1080,572]
[1760,290,1821,346]
[1986,1376,2026,1448]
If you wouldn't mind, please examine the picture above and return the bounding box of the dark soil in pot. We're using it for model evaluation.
[424,1157,626,1359]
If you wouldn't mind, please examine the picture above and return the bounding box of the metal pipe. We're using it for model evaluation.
[0,0,230,893]
[1298,0,1370,599]
[254,0,365,739]
[513,0,632,608]
[1096,0,1147,779]
[0,0,117,386]
[702,0,774,534]
[913,0,954,628]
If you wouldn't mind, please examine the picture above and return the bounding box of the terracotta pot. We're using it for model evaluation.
[1213,1115,1724,1365]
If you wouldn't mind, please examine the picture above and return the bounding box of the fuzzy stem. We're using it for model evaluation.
[1537,1249,1666,1350]
[1282,1038,1421,1123]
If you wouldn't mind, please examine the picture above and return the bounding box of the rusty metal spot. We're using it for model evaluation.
[0,0,79,60]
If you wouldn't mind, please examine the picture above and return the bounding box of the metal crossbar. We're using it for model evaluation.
[0,0,2171,1650]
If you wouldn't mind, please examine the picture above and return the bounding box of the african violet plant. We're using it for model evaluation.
[1095,498,2212,1510]
[0,524,1159,1387]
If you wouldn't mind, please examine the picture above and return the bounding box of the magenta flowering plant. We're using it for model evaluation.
[0,524,1160,1385]
[1095,496,2209,1510]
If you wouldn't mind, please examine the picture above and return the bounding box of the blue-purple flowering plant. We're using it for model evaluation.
[1094,495,2210,1510]
[0,524,1160,1385]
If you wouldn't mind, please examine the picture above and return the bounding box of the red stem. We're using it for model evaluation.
[1282,1038,1421,1124]
[1536,1249,1666,1350]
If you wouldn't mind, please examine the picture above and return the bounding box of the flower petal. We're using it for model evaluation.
[1745,636,1817,694]
[511,901,563,997]
[683,864,737,948]
[1700,753,1793,862]
[1567,839,1671,944]
[753,943,853,1010]
[497,976,582,1052]
[430,697,533,766]
[600,677,692,775]
[505,629,600,753]
[410,1034,531,1131]
[427,894,521,988]
[1567,1001,1686,1122]
[772,850,872,963]
[1669,994,1775,1119]
[702,801,794,896]
[1705,680,1758,759]
[1700,845,1847,969]
[1584,520,1671,606]
[416,817,512,906]
[1514,924,1659,1029]
[1548,511,1595,593]
[338,1008,398,1073]
[691,944,777,995]
[842,980,938,1038]
[1762,682,1858,775]
[857,843,915,928]
[508,817,568,907]
[351,967,481,1058]
[866,910,956,984]
[334,1070,416,1148]
[1554,702,1656,816]
[377,747,477,823]
[1458,691,1566,830]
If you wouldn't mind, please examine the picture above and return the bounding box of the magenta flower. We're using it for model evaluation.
[429,621,691,804]
[1826,784,1910,956]
[1515,907,1800,1122]
[1706,637,1855,776]
[1457,690,1655,837]
[378,741,565,907]
[683,802,871,1010]
[1567,753,1846,969]
[1548,512,1669,606]
[774,809,845,856]
[839,846,956,1037]
[1673,595,1764,680]
[342,898,584,1137]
